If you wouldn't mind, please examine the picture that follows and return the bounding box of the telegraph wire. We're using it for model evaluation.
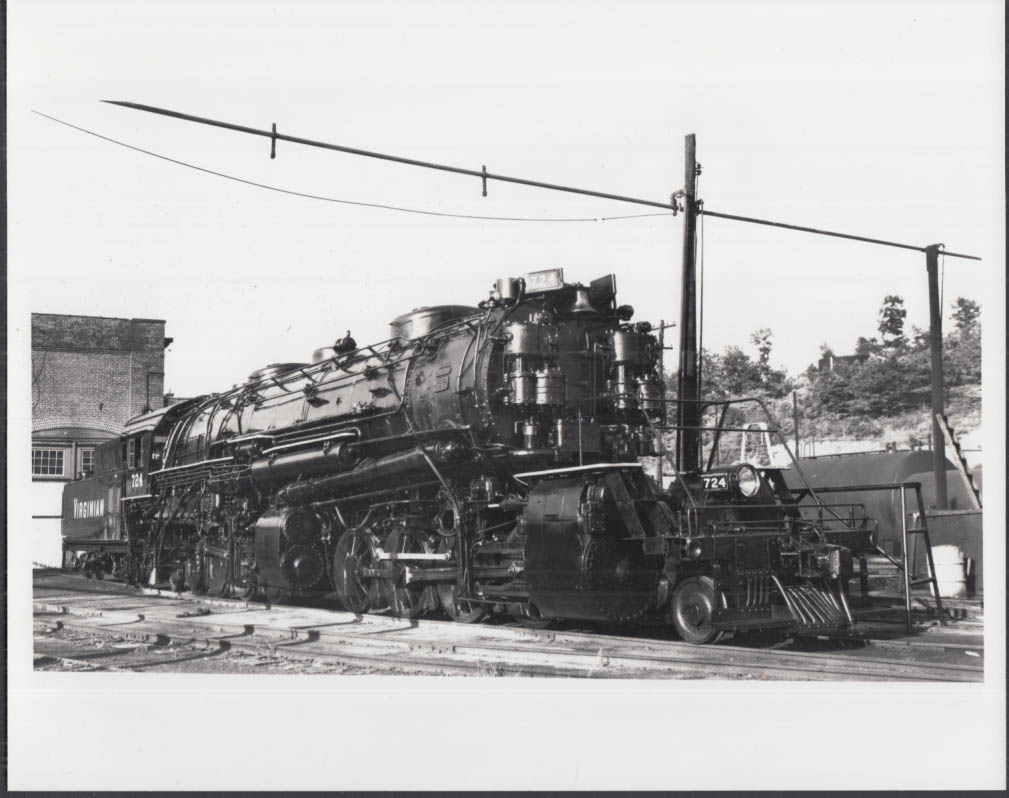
[36,106,984,260]
[699,209,981,261]
[102,100,678,211]
[32,111,674,224]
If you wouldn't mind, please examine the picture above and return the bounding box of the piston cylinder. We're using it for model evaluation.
[610,331,647,366]
[503,323,543,357]
[522,420,540,450]
[508,357,536,405]
[535,366,565,406]
[610,365,635,410]
[636,377,663,412]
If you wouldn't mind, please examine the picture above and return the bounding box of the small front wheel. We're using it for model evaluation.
[671,576,725,645]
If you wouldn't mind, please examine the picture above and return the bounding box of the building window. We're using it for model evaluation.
[32,447,65,477]
[79,447,95,476]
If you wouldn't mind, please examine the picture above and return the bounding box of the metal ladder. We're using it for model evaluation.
[936,413,983,509]
[894,482,946,633]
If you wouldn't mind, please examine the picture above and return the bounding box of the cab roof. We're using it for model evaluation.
[123,396,207,434]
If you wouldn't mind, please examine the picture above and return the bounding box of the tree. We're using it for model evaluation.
[855,336,881,357]
[908,325,930,352]
[749,328,774,374]
[878,295,907,349]
[720,346,762,395]
[951,297,980,334]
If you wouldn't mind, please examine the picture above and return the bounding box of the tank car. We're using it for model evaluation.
[62,268,874,643]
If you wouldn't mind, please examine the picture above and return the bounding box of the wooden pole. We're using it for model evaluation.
[792,391,800,456]
[925,244,949,509]
[676,134,699,472]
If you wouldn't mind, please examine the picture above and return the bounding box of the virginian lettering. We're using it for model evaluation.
[72,497,105,519]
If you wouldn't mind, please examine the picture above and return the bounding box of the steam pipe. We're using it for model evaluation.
[277,448,448,505]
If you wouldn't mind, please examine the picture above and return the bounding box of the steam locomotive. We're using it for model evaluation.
[62,269,874,643]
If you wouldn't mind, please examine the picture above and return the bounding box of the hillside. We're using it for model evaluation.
[670,298,983,462]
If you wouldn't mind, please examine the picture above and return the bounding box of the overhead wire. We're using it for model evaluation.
[32,110,674,224]
[700,209,980,261]
[35,107,982,259]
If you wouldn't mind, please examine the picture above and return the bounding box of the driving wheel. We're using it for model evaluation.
[435,537,486,623]
[381,527,437,619]
[332,530,383,613]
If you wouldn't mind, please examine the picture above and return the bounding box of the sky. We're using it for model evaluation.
[7,1,1006,791]
[8,0,1004,399]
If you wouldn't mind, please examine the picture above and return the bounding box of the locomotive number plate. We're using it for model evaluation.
[701,474,728,491]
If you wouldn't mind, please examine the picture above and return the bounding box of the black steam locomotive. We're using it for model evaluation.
[62,269,873,643]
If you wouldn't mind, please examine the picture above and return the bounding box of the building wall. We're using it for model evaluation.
[31,314,170,566]
[32,314,167,428]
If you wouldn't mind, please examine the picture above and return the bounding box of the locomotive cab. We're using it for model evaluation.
[61,437,127,575]
[122,431,151,498]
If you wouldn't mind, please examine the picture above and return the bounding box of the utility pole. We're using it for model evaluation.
[925,244,949,509]
[792,391,800,456]
[676,133,700,472]
[655,319,677,483]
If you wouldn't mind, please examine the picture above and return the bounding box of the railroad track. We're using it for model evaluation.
[34,576,984,681]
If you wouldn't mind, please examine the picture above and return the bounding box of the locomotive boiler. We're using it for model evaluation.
[62,268,874,643]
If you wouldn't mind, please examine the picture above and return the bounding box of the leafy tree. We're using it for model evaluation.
[878,295,907,349]
[855,336,881,357]
[942,328,981,385]
[951,297,981,334]
[750,328,774,373]
[845,354,930,415]
[909,325,930,352]
[720,346,763,395]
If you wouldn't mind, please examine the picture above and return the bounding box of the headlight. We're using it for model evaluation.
[735,465,762,498]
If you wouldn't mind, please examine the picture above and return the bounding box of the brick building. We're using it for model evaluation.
[31,313,173,565]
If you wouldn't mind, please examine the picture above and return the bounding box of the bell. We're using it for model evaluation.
[570,288,597,316]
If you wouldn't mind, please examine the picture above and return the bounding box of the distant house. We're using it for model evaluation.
[817,352,869,373]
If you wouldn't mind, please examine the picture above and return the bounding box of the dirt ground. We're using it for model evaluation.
[33,625,444,675]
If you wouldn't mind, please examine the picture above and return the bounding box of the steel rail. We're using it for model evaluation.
[35,602,981,682]
[32,573,984,680]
